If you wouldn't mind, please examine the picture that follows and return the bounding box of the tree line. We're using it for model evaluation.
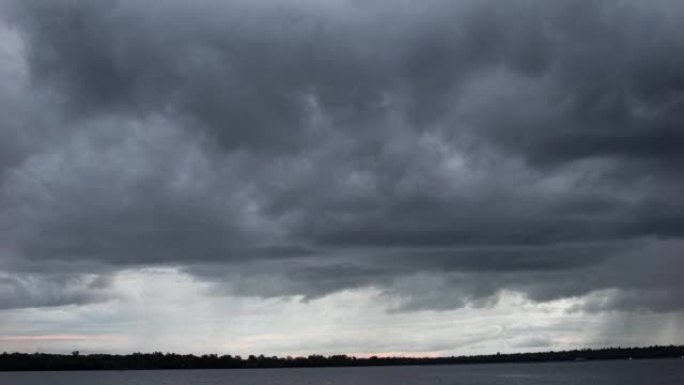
[1,345,683,371]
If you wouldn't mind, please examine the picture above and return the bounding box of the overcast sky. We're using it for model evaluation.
[0,0,683,357]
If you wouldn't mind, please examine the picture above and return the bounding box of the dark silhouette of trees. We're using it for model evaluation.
[1,345,682,371]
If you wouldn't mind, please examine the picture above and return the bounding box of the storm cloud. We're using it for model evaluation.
[0,0,682,324]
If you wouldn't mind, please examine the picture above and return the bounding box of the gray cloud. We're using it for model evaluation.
[0,0,682,313]
[508,335,553,349]
[0,272,112,310]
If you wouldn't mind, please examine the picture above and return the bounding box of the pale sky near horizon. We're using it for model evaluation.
[1,0,683,357]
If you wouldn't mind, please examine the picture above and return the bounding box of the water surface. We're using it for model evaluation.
[1,358,682,384]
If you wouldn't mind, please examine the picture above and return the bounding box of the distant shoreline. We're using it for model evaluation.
[2,345,683,371]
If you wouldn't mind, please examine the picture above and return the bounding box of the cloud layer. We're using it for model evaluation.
[0,0,682,324]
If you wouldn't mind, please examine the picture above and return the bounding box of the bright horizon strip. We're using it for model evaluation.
[0,335,125,342]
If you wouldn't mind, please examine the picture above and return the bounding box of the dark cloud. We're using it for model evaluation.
[0,0,682,312]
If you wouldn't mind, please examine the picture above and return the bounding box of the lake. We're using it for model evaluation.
[1,359,682,384]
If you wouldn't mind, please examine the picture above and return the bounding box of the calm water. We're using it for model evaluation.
[1,359,683,385]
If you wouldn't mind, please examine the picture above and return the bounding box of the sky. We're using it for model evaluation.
[0,0,683,357]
